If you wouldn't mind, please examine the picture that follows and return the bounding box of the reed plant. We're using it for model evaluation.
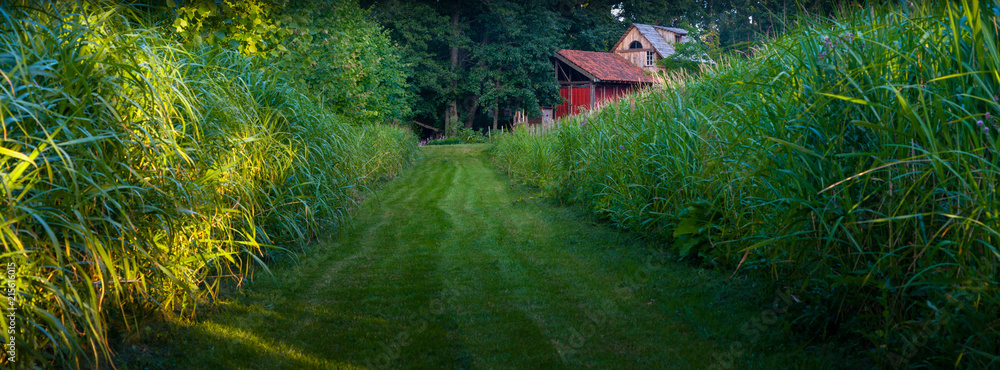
[0,2,415,367]
[491,1,999,366]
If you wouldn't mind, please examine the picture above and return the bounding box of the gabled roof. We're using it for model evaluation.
[652,25,689,35]
[630,23,690,59]
[555,49,655,84]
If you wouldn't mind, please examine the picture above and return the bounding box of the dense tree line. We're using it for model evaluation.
[363,0,868,135]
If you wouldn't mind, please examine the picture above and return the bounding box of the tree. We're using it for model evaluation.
[367,0,566,134]
[274,0,411,123]
[463,1,565,130]
[366,0,455,132]
[556,0,628,52]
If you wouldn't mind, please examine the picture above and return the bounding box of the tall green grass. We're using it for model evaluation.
[1,3,415,367]
[492,1,999,366]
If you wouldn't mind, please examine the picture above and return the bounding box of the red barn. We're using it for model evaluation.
[552,49,655,119]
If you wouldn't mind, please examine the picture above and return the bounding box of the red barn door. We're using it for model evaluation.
[555,85,602,119]
[571,87,590,115]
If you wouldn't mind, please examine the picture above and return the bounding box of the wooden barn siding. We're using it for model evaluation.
[614,28,646,52]
[555,86,591,118]
[655,28,680,44]
[613,28,660,72]
[617,50,659,72]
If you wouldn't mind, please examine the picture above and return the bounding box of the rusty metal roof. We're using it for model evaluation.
[555,49,655,84]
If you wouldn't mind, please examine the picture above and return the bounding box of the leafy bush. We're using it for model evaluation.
[656,36,712,74]
[421,128,487,146]
[492,1,999,367]
[0,2,415,367]
[455,127,487,144]
[426,138,463,145]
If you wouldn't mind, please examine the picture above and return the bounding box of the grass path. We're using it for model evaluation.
[130,144,864,369]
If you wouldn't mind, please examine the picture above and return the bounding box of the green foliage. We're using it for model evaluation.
[422,128,487,146]
[455,128,487,144]
[492,1,1000,367]
[557,0,629,52]
[163,0,411,123]
[167,0,288,56]
[365,0,451,125]
[274,0,410,123]
[0,2,415,367]
[465,1,566,119]
[656,34,711,74]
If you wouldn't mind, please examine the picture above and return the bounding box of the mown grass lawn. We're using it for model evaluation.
[123,144,868,369]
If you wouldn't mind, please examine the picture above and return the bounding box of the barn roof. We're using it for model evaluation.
[555,49,655,84]
[652,25,689,35]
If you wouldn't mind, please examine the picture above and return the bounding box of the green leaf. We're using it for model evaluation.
[926,71,984,83]
[677,238,700,257]
[0,146,34,165]
[198,3,211,17]
[673,217,702,237]
[764,136,820,158]
[173,17,188,32]
[816,92,871,105]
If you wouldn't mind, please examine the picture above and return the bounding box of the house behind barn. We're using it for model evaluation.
[612,23,692,74]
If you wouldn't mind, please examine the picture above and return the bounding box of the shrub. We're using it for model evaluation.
[456,127,487,143]
[427,138,463,145]
[421,128,487,146]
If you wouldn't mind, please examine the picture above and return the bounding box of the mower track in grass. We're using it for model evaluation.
[133,144,866,369]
